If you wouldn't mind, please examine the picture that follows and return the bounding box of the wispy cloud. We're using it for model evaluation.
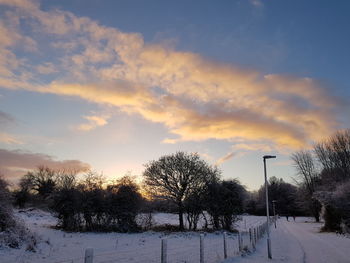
[0,148,90,181]
[232,142,274,152]
[76,114,110,131]
[0,132,22,144]
[0,0,343,151]
[216,152,235,166]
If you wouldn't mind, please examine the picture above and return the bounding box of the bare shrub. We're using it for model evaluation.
[137,212,155,231]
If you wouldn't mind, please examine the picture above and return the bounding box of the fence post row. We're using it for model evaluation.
[84,248,94,263]
[82,220,274,263]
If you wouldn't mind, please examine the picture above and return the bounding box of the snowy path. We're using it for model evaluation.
[224,218,350,263]
[283,219,350,263]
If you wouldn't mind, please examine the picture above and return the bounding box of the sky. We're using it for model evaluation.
[0,0,350,190]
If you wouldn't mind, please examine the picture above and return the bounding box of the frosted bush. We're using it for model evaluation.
[0,176,38,250]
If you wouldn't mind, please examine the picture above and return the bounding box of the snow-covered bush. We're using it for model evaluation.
[0,177,16,232]
[0,219,38,251]
[315,180,350,233]
[0,176,38,250]
[333,180,350,233]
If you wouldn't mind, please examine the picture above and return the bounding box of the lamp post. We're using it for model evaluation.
[272,200,277,228]
[263,155,276,259]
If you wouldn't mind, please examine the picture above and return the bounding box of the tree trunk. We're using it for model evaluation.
[213,215,220,229]
[178,202,184,230]
[315,214,320,223]
[311,199,321,223]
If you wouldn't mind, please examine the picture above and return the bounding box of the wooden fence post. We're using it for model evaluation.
[238,232,242,252]
[84,248,93,263]
[200,234,204,263]
[161,238,167,263]
[223,232,227,259]
[254,227,257,242]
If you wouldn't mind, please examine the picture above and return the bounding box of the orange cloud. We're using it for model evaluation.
[77,114,110,131]
[0,0,343,151]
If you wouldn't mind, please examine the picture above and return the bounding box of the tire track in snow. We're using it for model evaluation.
[280,221,306,263]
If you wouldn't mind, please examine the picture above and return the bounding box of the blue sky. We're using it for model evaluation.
[0,0,349,189]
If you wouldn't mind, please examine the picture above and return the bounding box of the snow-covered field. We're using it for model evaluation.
[0,209,265,263]
[3,210,350,263]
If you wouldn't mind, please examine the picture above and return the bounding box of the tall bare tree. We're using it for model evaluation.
[143,152,220,230]
[291,150,321,221]
[314,129,350,184]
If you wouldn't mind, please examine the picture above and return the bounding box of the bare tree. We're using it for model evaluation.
[21,166,57,197]
[56,169,79,190]
[314,129,350,184]
[291,150,321,221]
[143,152,220,230]
[292,150,318,194]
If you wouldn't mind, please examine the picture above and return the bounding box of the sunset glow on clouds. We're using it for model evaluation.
[0,148,90,182]
[0,0,349,188]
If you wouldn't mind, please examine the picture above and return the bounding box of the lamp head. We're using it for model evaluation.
[263,155,276,160]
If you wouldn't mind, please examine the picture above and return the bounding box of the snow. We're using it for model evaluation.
[224,217,350,263]
[0,209,265,263]
[2,210,350,263]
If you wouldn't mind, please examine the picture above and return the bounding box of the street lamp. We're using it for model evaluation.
[272,200,277,228]
[263,155,276,259]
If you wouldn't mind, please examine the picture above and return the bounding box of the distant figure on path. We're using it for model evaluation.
[286,215,289,221]
[293,216,296,221]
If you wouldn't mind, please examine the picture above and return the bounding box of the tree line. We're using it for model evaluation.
[292,129,350,233]
[8,152,249,232]
[2,130,350,236]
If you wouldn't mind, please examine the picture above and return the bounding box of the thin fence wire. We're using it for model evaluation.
[6,217,274,263]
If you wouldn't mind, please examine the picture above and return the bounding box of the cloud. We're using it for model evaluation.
[0,0,38,10]
[216,152,235,166]
[0,132,23,144]
[0,0,344,151]
[232,142,275,153]
[77,114,110,131]
[0,148,90,182]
